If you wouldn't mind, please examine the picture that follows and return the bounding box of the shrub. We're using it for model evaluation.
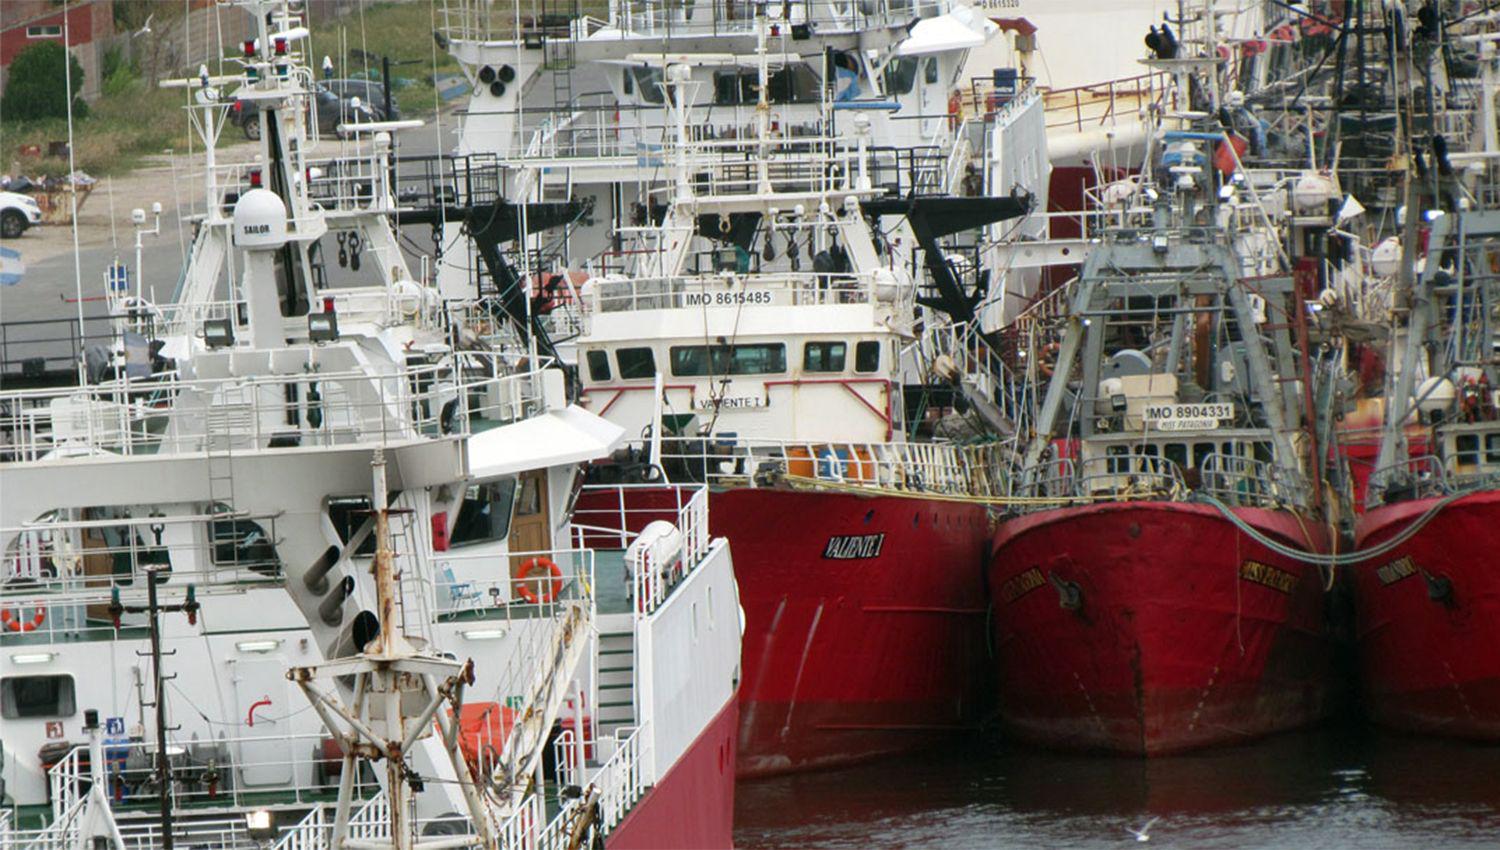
[2,41,88,122]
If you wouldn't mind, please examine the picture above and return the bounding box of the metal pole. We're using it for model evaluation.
[147,568,174,850]
[382,55,394,122]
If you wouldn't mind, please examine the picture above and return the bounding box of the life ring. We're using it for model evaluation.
[1,604,46,633]
[515,557,563,604]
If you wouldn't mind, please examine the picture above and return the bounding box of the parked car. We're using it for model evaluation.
[0,191,43,238]
[323,79,399,121]
[231,85,376,140]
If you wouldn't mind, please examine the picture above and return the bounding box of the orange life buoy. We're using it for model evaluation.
[515,557,563,604]
[948,91,963,130]
[1,604,46,633]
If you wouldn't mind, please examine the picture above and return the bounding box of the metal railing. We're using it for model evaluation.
[1039,71,1169,133]
[440,0,938,42]
[431,547,594,617]
[587,269,901,315]
[647,437,1009,498]
[1200,451,1311,508]
[0,317,117,386]
[592,724,650,832]
[0,351,546,463]
[626,486,709,615]
[1014,449,1315,510]
[269,790,454,850]
[45,731,379,825]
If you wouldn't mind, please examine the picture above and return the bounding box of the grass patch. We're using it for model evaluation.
[1,79,195,177]
[1,1,468,177]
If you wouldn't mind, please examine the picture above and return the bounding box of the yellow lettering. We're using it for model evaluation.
[999,567,1046,603]
[1239,560,1298,594]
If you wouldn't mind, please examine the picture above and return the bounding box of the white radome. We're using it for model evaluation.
[232,188,289,249]
[1415,376,1455,414]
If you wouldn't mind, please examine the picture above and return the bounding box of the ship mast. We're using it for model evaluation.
[289,448,494,849]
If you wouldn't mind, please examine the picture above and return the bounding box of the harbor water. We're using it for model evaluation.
[735,724,1500,849]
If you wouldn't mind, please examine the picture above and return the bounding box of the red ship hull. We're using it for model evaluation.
[608,695,738,849]
[1353,490,1500,738]
[987,501,1336,755]
[577,486,991,777]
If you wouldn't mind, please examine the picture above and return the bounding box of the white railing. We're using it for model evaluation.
[119,815,256,850]
[45,732,379,822]
[431,547,594,617]
[628,487,709,616]
[345,789,391,843]
[594,725,650,832]
[440,0,933,43]
[3,797,84,850]
[270,804,330,850]
[0,351,547,464]
[267,790,397,850]
[495,792,543,849]
[46,744,91,823]
[588,269,900,315]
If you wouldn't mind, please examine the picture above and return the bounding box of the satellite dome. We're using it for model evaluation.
[232,188,289,249]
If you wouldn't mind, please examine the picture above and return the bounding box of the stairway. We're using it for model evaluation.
[596,613,636,734]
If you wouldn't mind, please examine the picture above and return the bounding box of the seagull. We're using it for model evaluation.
[133,12,153,37]
[1127,817,1160,843]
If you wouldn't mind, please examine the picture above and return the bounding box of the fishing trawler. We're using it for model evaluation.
[0,3,740,846]
[557,17,1034,776]
[990,108,1340,754]
[1353,206,1500,740]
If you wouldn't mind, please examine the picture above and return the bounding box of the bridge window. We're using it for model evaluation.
[451,479,517,547]
[803,342,846,373]
[616,347,657,380]
[854,341,881,373]
[1488,434,1500,464]
[1455,434,1481,466]
[211,515,282,574]
[585,350,612,382]
[882,57,917,96]
[1,675,75,719]
[631,67,665,104]
[712,71,757,105]
[923,57,939,85]
[670,344,786,377]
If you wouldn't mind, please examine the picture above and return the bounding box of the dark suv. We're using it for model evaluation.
[323,79,399,121]
[231,84,376,140]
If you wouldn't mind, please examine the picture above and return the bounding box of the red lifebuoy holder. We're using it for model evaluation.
[1,604,46,633]
[515,557,563,604]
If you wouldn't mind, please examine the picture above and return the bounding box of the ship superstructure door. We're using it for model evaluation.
[508,469,551,576]
[231,657,294,788]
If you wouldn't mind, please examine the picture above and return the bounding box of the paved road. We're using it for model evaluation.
[0,114,460,374]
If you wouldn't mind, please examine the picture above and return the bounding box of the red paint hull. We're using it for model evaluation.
[577,487,991,777]
[1353,490,1500,738]
[608,695,738,849]
[988,502,1336,755]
